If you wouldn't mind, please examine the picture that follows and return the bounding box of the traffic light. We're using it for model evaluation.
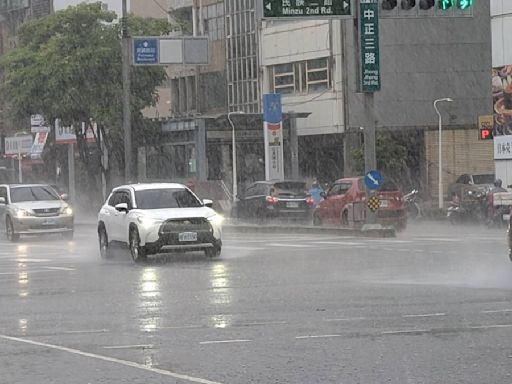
[382,0,397,10]
[439,0,454,10]
[401,0,415,10]
[457,0,472,11]
[419,0,435,9]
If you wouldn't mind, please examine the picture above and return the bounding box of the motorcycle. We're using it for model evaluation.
[447,189,488,225]
[404,189,422,220]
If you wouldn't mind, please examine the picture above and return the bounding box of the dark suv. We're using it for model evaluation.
[236,180,314,222]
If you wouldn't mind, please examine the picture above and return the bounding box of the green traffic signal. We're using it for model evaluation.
[439,0,454,10]
[457,0,473,10]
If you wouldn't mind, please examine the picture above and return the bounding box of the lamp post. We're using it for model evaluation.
[227,111,244,203]
[433,97,453,210]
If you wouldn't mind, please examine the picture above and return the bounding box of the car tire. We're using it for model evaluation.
[129,227,147,263]
[62,230,74,240]
[98,226,111,259]
[5,217,19,242]
[205,240,222,258]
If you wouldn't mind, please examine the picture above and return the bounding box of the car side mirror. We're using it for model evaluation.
[0,197,5,205]
[115,203,129,213]
[203,199,214,208]
[60,193,69,201]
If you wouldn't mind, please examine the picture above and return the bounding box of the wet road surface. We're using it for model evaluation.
[1,222,512,383]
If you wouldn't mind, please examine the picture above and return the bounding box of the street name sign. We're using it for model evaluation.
[263,0,352,19]
[360,0,380,92]
[132,37,208,66]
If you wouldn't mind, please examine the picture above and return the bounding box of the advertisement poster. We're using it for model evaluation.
[492,65,512,135]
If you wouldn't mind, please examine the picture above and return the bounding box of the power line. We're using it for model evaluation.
[150,0,169,16]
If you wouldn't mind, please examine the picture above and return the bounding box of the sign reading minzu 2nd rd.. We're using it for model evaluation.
[263,0,351,18]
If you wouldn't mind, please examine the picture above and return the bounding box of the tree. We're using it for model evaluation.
[0,3,171,205]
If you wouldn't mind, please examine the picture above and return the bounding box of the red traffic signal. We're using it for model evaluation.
[479,128,493,140]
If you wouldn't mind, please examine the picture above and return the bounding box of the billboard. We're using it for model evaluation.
[492,65,512,136]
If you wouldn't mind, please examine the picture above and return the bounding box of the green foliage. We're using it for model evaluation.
[0,2,172,198]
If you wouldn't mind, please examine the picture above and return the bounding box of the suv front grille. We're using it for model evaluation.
[159,218,211,234]
[33,208,60,217]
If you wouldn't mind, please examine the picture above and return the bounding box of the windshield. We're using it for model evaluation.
[472,174,495,185]
[273,182,308,197]
[10,186,60,203]
[135,188,202,209]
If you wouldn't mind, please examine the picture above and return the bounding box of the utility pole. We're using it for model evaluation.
[122,0,132,182]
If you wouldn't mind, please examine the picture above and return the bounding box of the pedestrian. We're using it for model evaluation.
[309,179,324,206]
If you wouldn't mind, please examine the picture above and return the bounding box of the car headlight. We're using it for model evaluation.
[60,206,73,216]
[14,208,33,218]
[207,214,224,227]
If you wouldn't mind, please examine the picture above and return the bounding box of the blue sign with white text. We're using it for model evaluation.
[133,38,158,65]
[263,94,282,124]
[364,170,382,190]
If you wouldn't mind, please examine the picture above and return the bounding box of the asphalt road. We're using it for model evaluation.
[1,222,512,384]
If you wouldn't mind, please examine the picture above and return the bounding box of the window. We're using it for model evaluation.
[328,182,352,196]
[10,186,59,203]
[204,2,225,41]
[108,190,131,208]
[270,57,331,95]
[0,187,7,202]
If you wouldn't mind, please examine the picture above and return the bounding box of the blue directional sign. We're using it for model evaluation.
[364,170,382,190]
[263,93,282,124]
[133,38,159,65]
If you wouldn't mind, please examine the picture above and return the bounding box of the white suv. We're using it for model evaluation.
[97,183,223,262]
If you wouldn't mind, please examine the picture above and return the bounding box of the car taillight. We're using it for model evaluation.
[306,197,315,206]
[266,196,279,204]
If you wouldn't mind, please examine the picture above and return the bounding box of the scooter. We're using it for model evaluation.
[404,189,422,220]
[447,189,487,225]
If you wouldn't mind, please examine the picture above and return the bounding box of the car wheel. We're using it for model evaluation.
[205,245,221,258]
[130,227,147,263]
[98,226,111,259]
[313,212,322,226]
[5,217,19,242]
[62,230,74,240]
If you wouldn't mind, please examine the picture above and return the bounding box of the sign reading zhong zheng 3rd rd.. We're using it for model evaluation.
[360,0,380,92]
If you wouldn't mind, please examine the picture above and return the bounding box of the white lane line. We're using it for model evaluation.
[313,241,365,246]
[296,334,342,339]
[63,329,109,334]
[156,325,203,330]
[266,243,314,248]
[0,334,222,384]
[222,246,264,251]
[481,309,512,314]
[323,317,366,322]
[199,339,252,345]
[43,266,76,271]
[469,324,512,330]
[381,329,428,335]
[0,269,65,276]
[402,313,446,318]
[237,321,287,327]
[104,344,153,350]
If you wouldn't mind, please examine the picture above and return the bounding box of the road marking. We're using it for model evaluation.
[43,266,76,271]
[0,269,67,276]
[236,321,287,327]
[156,325,203,330]
[324,317,366,322]
[381,329,428,335]
[199,339,252,345]
[481,309,512,314]
[266,243,314,248]
[0,334,223,384]
[63,329,109,334]
[469,324,512,330]
[104,344,153,350]
[402,313,446,318]
[313,241,365,246]
[296,334,342,339]
[222,246,264,251]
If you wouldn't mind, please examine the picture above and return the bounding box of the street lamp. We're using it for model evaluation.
[227,111,245,203]
[433,97,453,210]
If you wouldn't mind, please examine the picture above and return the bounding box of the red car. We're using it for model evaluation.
[313,177,407,230]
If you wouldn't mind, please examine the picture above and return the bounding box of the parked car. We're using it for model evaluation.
[97,183,223,262]
[236,180,315,222]
[447,173,495,200]
[0,184,74,241]
[313,177,407,230]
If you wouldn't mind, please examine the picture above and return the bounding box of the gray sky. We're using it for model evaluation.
[53,0,123,16]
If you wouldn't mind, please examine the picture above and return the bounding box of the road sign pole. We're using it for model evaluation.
[122,0,133,183]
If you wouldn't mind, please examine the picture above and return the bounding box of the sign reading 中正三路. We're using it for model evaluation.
[262,0,351,19]
[360,0,380,92]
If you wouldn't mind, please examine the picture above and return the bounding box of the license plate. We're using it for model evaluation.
[286,202,299,208]
[380,200,389,208]
[42,220,56,226]
[179,232,197,242]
